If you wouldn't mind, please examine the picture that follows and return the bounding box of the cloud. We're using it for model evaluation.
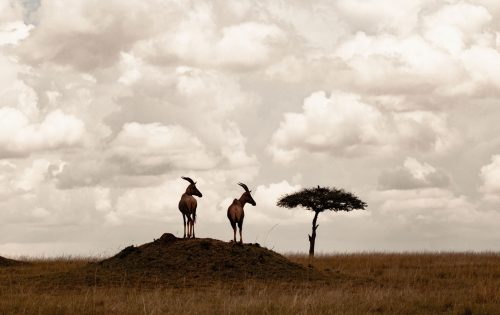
[461,46,500,91]
[329,2,500,97]
[54,122,217,188]
[135,3,287,69]
[375,188,478,224]
[14,158,51,192]
[335,0,425,35]
[94,186,111,212]
[110,178,184,226]
[251,180,304,222]
[0,54,38,120]
[109,122,218,174]
[18,0,157,70]
[269,91,456,163]
[0,15,32,46]
[0,159,50,200]
[334,32,467,95]
[0,108,85,157]
[173,66,250,118]
[52,158,112,189]
[480,155,500,202]
[0,0,24,26]
[215,22,286,68]
[109,63,259,171]
[423,2,491,54]
[379,157,450,190]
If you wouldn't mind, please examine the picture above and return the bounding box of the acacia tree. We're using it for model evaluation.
[277,186,367,257]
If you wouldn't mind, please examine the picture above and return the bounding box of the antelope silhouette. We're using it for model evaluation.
[178,176,202,238]
[227,183,256,244]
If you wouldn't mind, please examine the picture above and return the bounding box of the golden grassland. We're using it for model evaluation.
[0,252,499,314]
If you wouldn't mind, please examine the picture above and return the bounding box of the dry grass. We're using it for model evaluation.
[0,252,499,314]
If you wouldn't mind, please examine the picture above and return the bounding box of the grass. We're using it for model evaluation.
[0,252,499,314]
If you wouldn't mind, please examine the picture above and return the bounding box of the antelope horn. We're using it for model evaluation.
[237,182,250,192]
[181,176,196,184]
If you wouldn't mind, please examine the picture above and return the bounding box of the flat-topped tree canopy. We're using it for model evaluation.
[277,185,367,257]
[277,186,367,213]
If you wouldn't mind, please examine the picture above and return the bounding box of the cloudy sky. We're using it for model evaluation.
[1,0,500,256]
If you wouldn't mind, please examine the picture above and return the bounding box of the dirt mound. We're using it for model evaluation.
[0,256,22,267]
[83,233,320,285]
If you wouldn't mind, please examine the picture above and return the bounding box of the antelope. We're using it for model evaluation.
[178,176,202,238]
[227,183,256,244]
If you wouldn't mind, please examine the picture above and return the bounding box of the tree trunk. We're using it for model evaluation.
[308,211,320,257]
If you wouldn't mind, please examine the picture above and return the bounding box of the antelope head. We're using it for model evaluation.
[238,182,256,206]
[182,176,203,197]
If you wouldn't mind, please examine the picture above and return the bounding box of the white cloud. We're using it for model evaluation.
[269,91,456,162]
[136,3,287,69]
[0,54,38,118]
[480,155,500,202]
[0,20,32,46]
[52,158,111,189]
[379,157,449,190]
[461,46,500,90]
[330,2,500,97]
[109,63,260,172]
[31,207,50,219]
[18,0,157,70]
[53,122,218,188]
[335,0,425,35]
[0,159,50,200]
[94,187,112,212]
[0,0,22,19]
[174,66,247,116]
[215,22,286,68]
[335,32,464,95]
[0,108,85,157]
[15,159,50,192]
[404,158,437,180]
[117,52,142,85]
[264,55,306,83]
[251,180,304,222]
[423,2,491,49]
[170,67,259,169]
[269,91,382,162]
[112,179,181,225]
[109,122,218,174]
[375,188,478,224]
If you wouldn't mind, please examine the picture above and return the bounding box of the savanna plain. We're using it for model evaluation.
[0,246,499,315]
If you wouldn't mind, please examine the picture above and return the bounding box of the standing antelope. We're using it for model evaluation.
[178,176,202,238]
[227,183,256,244]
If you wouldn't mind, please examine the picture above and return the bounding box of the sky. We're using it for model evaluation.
[1,0,500,257]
